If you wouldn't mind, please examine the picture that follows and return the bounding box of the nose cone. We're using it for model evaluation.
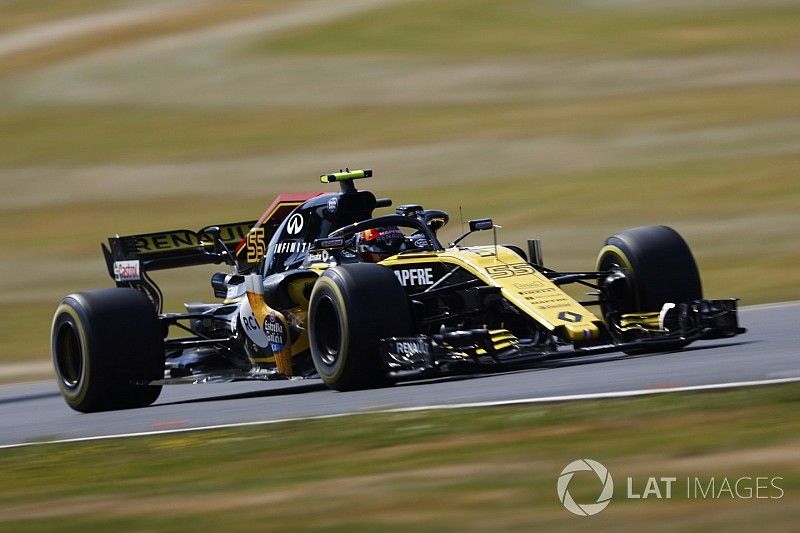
[559,323,601,342]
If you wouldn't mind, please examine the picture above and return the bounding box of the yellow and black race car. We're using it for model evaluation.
[51,170,744,411]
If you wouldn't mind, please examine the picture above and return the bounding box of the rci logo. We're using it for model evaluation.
[286,213,304,235]
[557,459,614,516]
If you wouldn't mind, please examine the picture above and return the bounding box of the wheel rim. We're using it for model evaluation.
[313,295,342,366]
[599,253,640,342]
[55,320,83,389]
[599,254,635,315]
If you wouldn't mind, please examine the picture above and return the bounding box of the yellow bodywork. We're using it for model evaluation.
[619,312,663,332]
[379,246,602,342]
[254,244,602,372]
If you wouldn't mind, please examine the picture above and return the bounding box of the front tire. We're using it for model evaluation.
[597,225,702,351]
[308,264,412,391]
[51,288,164,412]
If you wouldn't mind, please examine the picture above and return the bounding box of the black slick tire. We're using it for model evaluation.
[51,288,164,412]
[308,263,412,391]
[596,225,702,352]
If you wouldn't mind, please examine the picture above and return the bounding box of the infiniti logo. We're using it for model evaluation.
[286,213,304,235]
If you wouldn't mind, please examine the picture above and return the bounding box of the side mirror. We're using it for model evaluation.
[451,218,496,247]
[199,226,235,266]
[468,218,493,232]
[424,210,449,233]
[201,226,221,244]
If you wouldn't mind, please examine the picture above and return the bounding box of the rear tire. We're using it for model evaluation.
[596,225,702,352]
[51,288,164,412]
[308,264,412,391]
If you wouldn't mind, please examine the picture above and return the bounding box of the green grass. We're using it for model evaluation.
[0,0,130,33]
[0,0,798,363]
[0,0,294,77]
[1,383,799,530]
[259,0,800,58]
[1,83,798,166]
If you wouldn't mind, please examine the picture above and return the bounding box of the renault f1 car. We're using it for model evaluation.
[51,170,744,412]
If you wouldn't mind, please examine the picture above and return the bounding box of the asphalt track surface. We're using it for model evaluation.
[1,303,797,448]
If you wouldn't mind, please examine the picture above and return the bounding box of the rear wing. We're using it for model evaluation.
[101,221,255,314]
[102,221,256,279]
[101,192,322,312]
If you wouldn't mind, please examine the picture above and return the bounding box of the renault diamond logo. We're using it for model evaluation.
[558,311,582,323]
[286,213,304,235]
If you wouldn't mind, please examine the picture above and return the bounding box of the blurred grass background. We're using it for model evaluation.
[1,383,799,529]
[0,0,798,363]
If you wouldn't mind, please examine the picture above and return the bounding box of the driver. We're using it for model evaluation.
[355,226,406,263]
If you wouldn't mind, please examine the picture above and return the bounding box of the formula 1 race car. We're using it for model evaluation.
[51,170,745,412]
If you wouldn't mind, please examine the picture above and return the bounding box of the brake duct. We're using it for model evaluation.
[244,274,293,376]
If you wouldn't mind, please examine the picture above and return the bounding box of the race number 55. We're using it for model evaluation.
[246,227,266,263]
[486,263,537,279]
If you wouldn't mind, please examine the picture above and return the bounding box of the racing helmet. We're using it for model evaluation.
[355,226,405,263]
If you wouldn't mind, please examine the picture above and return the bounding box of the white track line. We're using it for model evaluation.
[1,376,798,451]
[740,300,800,311]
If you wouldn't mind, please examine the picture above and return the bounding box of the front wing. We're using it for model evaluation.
[381,299,745,377]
